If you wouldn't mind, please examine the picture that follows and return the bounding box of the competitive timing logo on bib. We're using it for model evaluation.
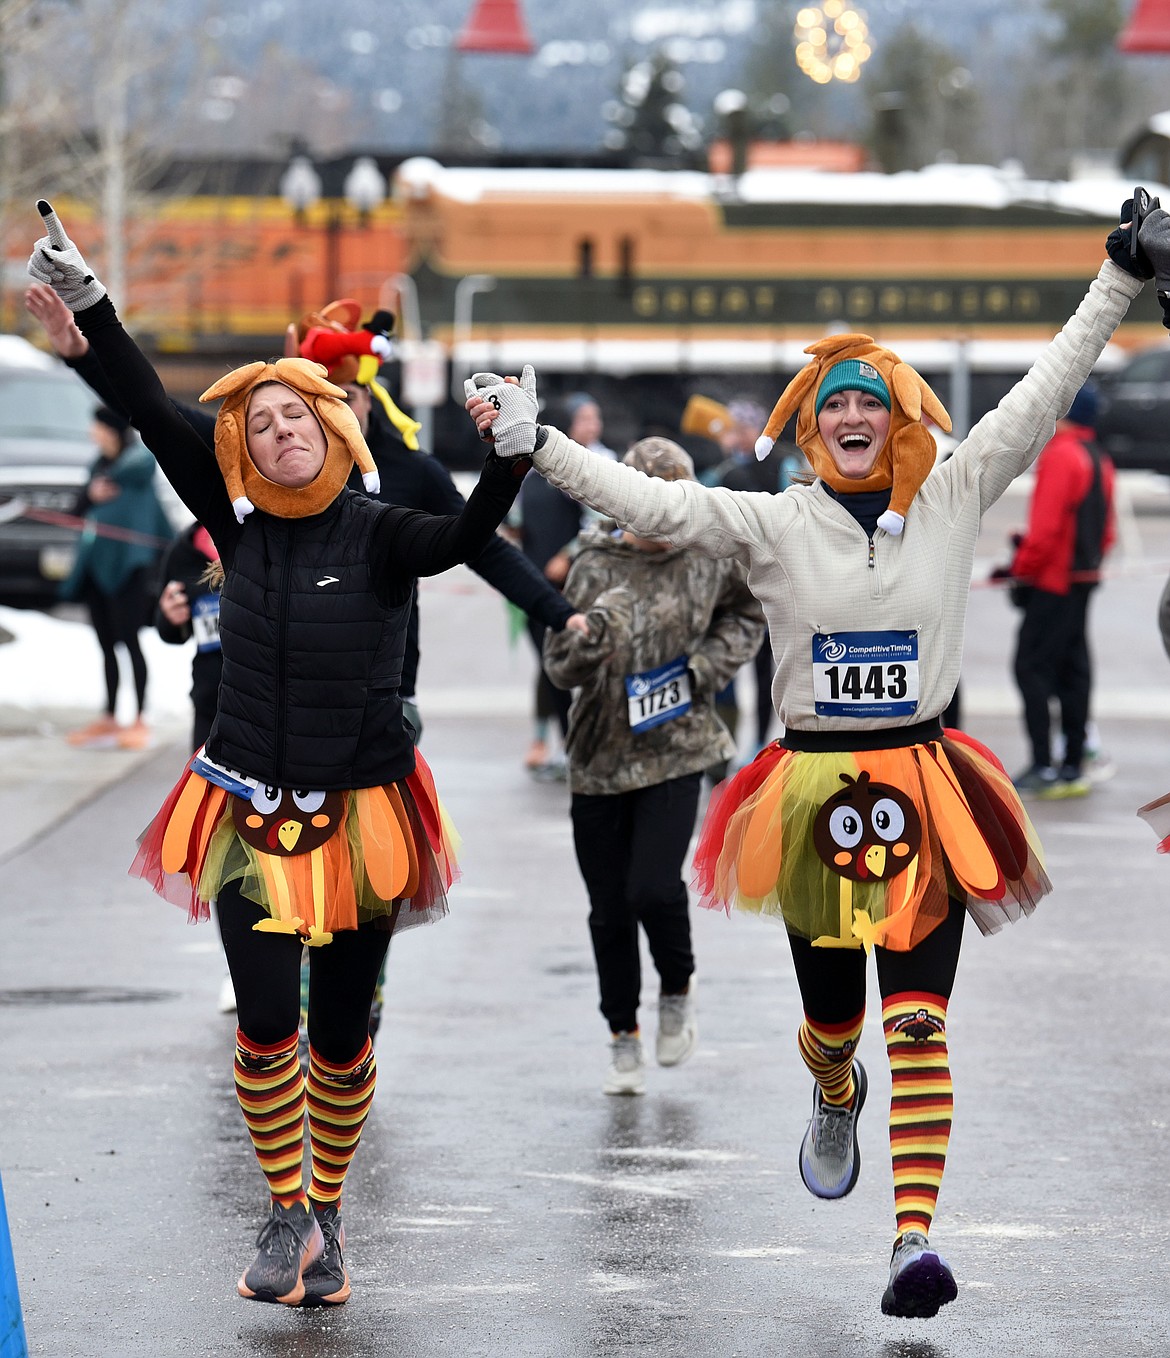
[817,634,916,662]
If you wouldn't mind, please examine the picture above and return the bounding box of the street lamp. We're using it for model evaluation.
[343,156,387,224]
[281,153,389,305]
[279,154,322,221]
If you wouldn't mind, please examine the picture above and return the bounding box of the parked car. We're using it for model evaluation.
[0,339,102,604]
[1095,346,1170,473]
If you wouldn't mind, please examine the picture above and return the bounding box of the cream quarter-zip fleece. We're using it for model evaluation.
[532,261,1143,734]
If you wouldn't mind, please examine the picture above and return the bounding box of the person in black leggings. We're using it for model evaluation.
[60,405,170,749]
[30,202,530,1312]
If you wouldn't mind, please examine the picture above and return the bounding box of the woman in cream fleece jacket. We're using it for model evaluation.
[467,200,1164,1319]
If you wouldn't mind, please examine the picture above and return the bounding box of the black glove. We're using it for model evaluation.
[1137,206,1170,329]
[1106,195,1159,280]
[362,309,396,338]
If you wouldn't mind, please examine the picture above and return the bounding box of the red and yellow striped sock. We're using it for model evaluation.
[797,1011,865,1107]
[883,991,953,1240]
[307,1039,377,1207]
[233,1029,307,1209]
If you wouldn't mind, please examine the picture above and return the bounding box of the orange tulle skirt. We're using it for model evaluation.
[693,729,1050,951]
[130,751,459,943]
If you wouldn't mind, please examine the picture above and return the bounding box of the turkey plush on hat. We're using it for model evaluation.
[199,358,380,522]
[753,333,951,535]
[293,298,423,451]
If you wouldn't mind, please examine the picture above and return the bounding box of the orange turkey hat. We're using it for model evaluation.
[755,334,951,535]
[199,357,380,521]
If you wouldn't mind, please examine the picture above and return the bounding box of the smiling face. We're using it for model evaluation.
[245,382,328,487]
[816,389,891,480]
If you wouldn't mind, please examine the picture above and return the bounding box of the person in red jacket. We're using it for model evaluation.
[1009,383,1115,797]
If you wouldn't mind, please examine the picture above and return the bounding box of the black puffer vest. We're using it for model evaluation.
[205,491,414,790]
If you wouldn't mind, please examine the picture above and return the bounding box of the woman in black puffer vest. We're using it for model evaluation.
[30,203,530,1313]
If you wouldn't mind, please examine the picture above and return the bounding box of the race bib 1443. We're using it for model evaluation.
[812,630,919,718]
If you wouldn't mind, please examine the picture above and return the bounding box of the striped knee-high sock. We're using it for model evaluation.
[797,1011,865,1106]
[233,1029,307,1208]
[883,991,953,1240]
[307,1039,377,1208]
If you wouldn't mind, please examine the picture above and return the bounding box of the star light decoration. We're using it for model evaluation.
[794,1,872,84]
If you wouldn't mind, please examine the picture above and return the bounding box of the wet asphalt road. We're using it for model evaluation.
[4,476,1170,1356]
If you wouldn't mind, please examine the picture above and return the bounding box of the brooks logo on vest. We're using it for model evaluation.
[316,576,340,586]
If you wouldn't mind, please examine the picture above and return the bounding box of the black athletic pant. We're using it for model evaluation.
[216,881,391,1063]
[571,772,701,1034]
[787,894,966,1024]
[81,568,150,715]
[1013,584,1093,772]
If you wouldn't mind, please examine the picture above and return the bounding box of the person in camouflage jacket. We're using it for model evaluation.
[543,437,765,1096]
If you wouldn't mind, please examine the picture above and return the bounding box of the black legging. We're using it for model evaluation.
[572,773,701,1033]
[787,894,966,1024]
[215,881,392,1063]
[80,568,149,716]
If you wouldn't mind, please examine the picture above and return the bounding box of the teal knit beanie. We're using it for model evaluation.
[814,359,891,416]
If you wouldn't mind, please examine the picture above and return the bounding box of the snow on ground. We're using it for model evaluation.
[0,604,194,726]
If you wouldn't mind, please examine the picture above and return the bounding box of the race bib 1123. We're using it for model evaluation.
[812,630,919,718]
[625,655,692,733]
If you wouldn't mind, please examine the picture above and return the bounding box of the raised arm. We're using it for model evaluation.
[369,453,530,588]
[940,197,1167,513]
[26,202,236,548]
[464,367,775,563]
[942,260,1143,513]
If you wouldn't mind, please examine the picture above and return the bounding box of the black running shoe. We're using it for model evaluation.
[237,1200,323,1305]
[301,1202,351,1306]
[880,1230,958,1318]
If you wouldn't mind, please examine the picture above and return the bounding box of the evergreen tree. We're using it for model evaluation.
[603,50,704,168]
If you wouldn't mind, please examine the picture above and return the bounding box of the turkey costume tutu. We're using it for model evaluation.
[132,750,458,944]
[693,725,1047,952]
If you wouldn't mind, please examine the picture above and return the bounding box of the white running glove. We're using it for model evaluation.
[464,364,539,460]
[26,200,107,311]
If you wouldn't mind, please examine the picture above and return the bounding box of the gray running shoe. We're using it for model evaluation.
[656,977,698,1067]
[798,1060,867,1199]
[880,1230,958,1318]
[301,1202,350,1306]
[602,1031,646,1096]
[237,1200,323,1305]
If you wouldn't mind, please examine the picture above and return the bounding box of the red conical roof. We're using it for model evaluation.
[456,0,535,55]
[1119,0,1170,52]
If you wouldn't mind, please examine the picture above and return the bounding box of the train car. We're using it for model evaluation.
[393,157,1168,461]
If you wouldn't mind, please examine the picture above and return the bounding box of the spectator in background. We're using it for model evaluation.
[155,523,222,753]
[1010,382,1115,798]
[515,392,615,775]
[60,405,171,750]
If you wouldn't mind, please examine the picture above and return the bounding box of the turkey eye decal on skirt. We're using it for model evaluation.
[232,788,347,856]
[813,770,921,881]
